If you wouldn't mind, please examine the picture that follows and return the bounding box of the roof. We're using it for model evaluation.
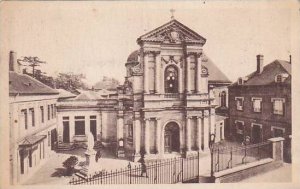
[9,72,59,95]
[127,50,139,62]
[125,50,231,84]
[57,89,77,99]
[72,90,117,101]
[202,53,231,85]
[231,59,291,86]
[19,135,46,147]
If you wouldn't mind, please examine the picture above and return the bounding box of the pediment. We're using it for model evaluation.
[137,19,206,45]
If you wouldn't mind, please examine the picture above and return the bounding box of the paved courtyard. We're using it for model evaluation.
[24,148,140,185]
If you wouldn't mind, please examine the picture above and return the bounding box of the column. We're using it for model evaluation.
[101,112,107,141]
[203,110,210,151]
[186,116,192,151]
[134,117,141,155]
[197,116,202,151]
[155,52,161,93]
[57,115,63,143]
[144,52,149,94]
[179,66,184,93]
[144,118,150,154]
[210,108,216,135]
[186,55,191,93]
[155,118,161,154]
[117,114,124,140]
[196,53,202,93]
[97,112,102,141]
[69,116,75,142]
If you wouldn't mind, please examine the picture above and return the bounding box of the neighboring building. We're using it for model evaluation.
[9,51,59,184]
[57,18,230,161]
[203,53,232,142]
[228,55,291,158]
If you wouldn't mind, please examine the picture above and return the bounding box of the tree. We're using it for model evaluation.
[17,56,46,78]
[62,156,78,176]
[55,72,88,92]
[34,69,56,88]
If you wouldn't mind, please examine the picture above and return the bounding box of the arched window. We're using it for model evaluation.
[164,65,178,93]
[220,91,226,107]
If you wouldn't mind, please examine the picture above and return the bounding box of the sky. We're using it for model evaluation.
[0,1,295,86]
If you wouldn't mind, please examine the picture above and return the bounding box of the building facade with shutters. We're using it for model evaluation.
[228,55,291,161]
[56,18,231,161]
[9,51,59,184]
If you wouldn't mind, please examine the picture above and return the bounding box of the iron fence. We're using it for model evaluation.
[69,153,199,185]
[212,141,272,173]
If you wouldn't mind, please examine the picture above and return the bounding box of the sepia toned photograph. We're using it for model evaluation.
[0,1,299,188]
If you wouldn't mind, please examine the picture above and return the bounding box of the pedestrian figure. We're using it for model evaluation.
[139,154,148,178]
[96,149,101,162]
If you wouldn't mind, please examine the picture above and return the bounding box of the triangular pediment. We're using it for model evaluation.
[137,19,206,45]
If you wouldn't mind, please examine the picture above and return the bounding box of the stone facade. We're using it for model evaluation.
[56,19,231,161]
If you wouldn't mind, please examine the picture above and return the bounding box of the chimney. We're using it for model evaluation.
[256,54,264,74]
[289,55,292,64]
[9,51,20,73]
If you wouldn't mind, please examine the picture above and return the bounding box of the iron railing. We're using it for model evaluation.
[69,153,199,185]
[212,141,272,173]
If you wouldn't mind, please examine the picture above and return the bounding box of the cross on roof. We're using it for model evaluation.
[170,9,175,20]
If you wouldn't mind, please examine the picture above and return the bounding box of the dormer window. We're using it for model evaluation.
[238,77,243,85]
[275,73,288,83]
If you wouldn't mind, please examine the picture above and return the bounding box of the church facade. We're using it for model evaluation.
[57,19,229,161]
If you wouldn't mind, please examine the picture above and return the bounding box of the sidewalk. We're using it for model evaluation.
[240,163,292,183]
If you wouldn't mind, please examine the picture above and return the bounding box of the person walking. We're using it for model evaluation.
[139,154,148,178]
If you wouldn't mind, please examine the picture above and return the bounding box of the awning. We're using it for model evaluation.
[19,135,46,147]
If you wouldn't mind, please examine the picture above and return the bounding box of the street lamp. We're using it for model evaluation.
[209,133,216,179]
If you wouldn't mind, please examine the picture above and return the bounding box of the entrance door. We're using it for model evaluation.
[90,120,97,141]
[63,122,70,143]
[220,127,223,140]
[164,122,180,153]
[51,129,57,150]
[252,125,262,143]
[164,133,172,153]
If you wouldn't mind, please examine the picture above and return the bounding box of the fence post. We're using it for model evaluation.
[181,157,184,182]
[128,162,132,184]
[155,160,158,184]
[268,137,285,161]
[197,151,200,179]
[242,144,247,164]
[100,171,102,184]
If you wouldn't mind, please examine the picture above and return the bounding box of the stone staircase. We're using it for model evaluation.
[56,142,75,152]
